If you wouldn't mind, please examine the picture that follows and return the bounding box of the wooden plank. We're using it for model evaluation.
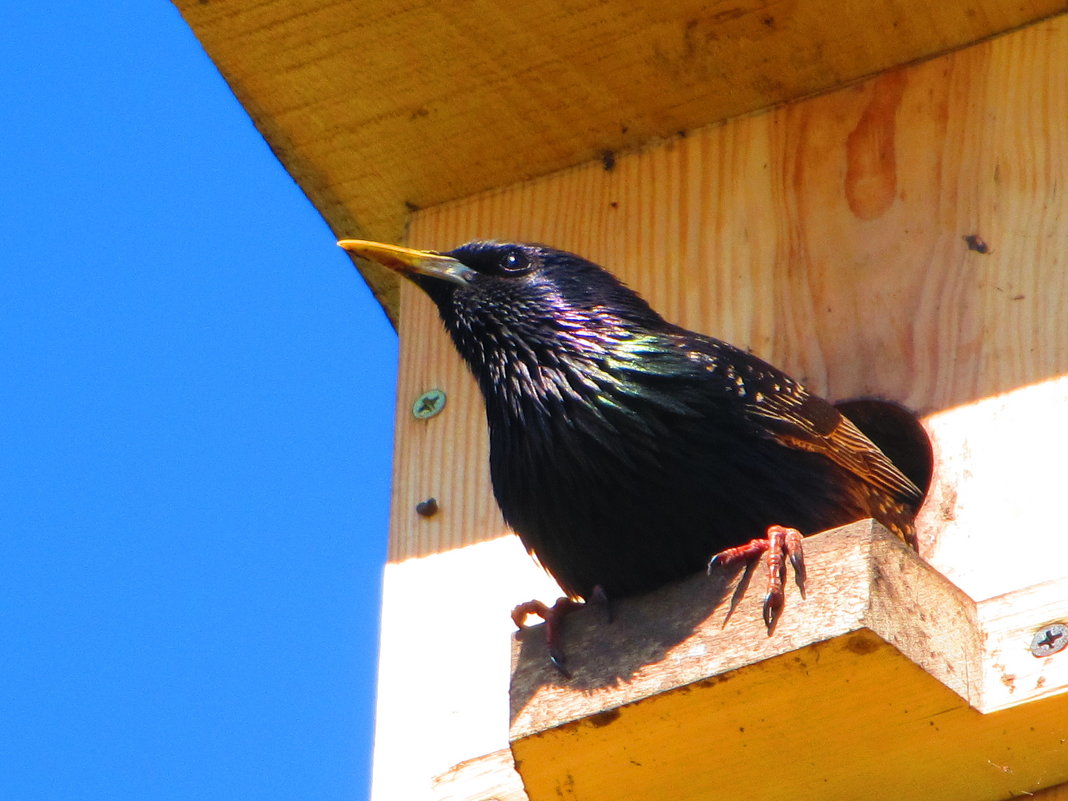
[432,748,527,801]
[509,522,1068,801]
[514,636,1068,801]
[400,15,1068,596]
[1034,784,1068,801]
[918,379,1068,600]
[437,756,1068,801]
[385,289,503,561]
[509,520,981,729]
[391,526,1068,801]
[370,539,560,801]
[172,1,1068,321]
[371,17,1068,801]
[977,575,1068,712]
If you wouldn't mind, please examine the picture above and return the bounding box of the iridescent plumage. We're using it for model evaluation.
[344,239,923,603]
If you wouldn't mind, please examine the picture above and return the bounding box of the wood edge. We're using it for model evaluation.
[863,531,983,705]
[432,747,528,801]
[508,518,973,741]
[508,629,983,801]
[976,574,1068,712]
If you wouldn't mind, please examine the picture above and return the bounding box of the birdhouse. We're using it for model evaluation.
[175,2,1068,800]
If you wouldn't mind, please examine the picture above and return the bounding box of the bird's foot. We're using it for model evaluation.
[707,524,806,631]
[511,596,579,678]
[511,586,612,677]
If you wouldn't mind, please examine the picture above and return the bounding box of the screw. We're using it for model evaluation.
[1030,623,1068,657]
[415,498,438,517]
[412,389,446,420]
[963,233,992,254]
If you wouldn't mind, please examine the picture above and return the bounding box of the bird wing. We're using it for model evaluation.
[741,369,923,506]
[676,334,923,506]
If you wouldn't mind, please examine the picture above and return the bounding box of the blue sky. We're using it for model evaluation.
[2,4,395,799]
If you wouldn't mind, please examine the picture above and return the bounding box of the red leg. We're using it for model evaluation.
[708,524,806,631]
[512,596,578,677]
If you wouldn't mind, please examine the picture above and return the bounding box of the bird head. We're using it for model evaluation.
[339,238,688,432]
[338,240,668,361]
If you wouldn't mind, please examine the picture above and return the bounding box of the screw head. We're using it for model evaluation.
[415,498,438,517]
[1030,623,1068,657]
[412,389,446,420]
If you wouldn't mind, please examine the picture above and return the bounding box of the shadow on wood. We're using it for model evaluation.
[508,520,1068,801]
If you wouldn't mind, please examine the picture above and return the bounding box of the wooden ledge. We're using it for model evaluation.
[507,520,1068,801]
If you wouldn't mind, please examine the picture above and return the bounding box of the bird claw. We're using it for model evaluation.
[709,524,806,632]
[512,596,578,678]
[548,649,572,679]
[762,590,784,629]
[790,539,807,599]
[511,599,551,629]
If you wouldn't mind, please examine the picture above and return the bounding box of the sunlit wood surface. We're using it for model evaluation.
[173,0,1068,320]
[167,6,1068,800]
[369,17,1068,801]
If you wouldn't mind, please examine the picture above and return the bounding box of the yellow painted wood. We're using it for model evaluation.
[515,634,1068,801]
[509,522,1068,801]
[508,521,981,733]
[172,0,1068,320]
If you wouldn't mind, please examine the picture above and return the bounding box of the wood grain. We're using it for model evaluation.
[432,748,527,801]
[372,19,1068,801]
[173,0,1068,320]
[509,524,1068,801]
[400,16,1068,596]
[419,548,1068,801]
[978,574,1068,712]
[508,521,981,731]
[1035,784,1068,801]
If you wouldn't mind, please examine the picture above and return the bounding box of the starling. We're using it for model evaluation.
[340,239,923,670]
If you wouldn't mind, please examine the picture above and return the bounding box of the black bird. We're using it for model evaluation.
[340,239,923,671]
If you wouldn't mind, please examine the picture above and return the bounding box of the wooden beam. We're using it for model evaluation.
[509,521,1068,801]
[370,538,561,801]
[432,748,527,801]
[369,15,1068,801]
[172,0,1068,321]
[397,15,1068,596]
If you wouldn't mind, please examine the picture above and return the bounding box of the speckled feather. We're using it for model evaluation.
[409,241,922,600]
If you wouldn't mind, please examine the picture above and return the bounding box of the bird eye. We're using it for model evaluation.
[499,249,531,274]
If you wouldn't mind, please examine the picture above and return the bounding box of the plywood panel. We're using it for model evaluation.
[373,17,1068,801]
[173,0,1068,320]
[397,16,1068,593]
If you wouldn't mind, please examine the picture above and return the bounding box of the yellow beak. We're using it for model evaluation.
[337,239,474,286]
